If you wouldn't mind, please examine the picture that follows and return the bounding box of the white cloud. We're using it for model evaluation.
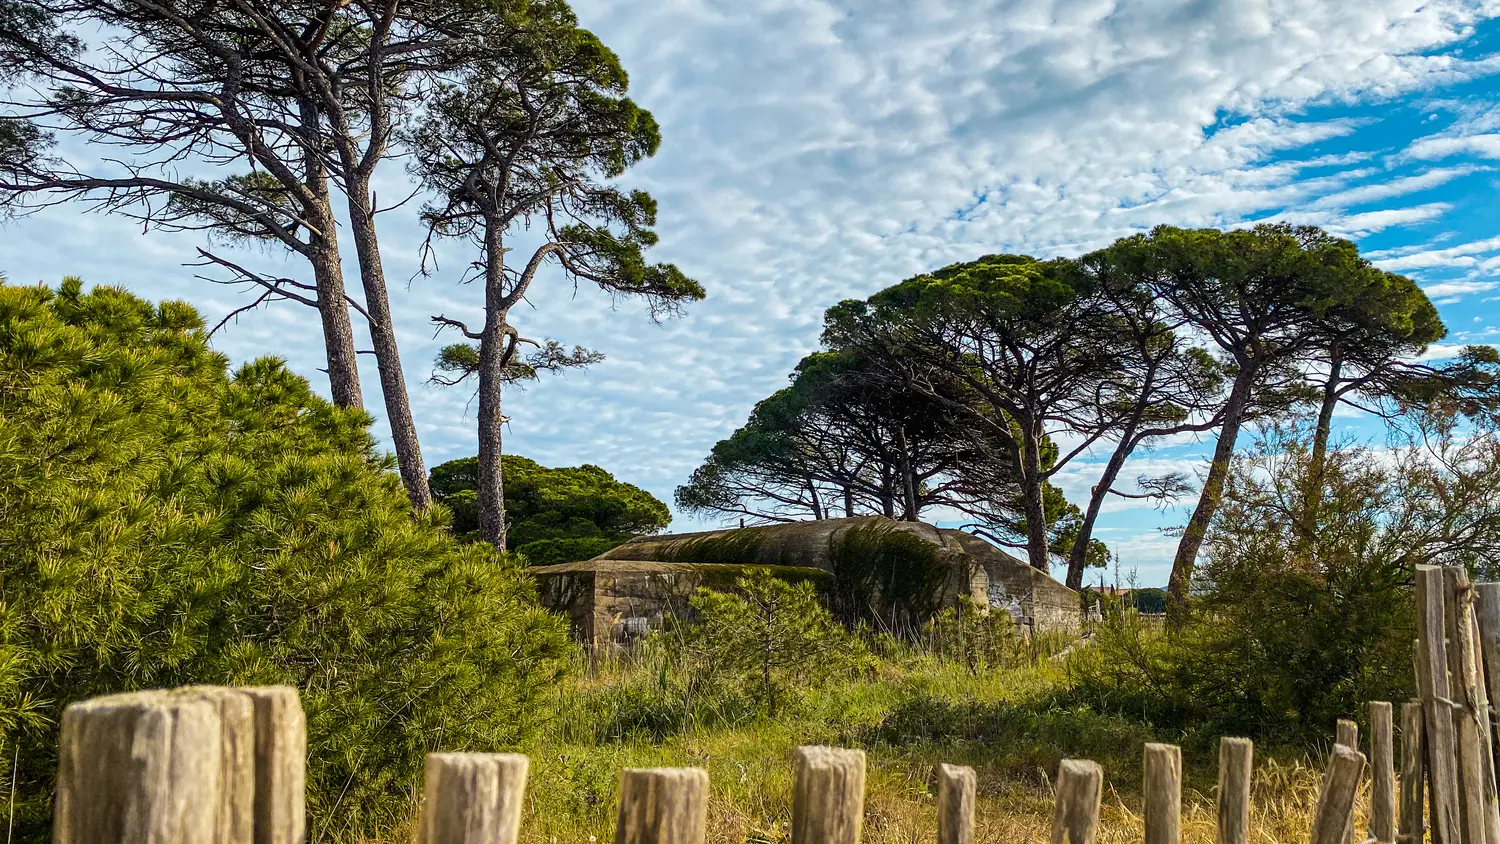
[1409,133,1500,159]
[2,0,1500,566]
[1373,235,1500,270]
[1421,279,1500,297]
[1323,202,1453,235]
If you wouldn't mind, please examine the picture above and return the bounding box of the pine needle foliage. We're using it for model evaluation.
[0,279,569,840]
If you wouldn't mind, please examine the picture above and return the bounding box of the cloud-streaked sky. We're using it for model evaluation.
[5,0,1500,586]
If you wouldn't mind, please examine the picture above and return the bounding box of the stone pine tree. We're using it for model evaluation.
[824,255,1130,573]
[0,0,367,410]
[407,2,703,550]
[1090,224,1419,614]
[1297,270,1444,549]
[0,0,486,509]
[1062,250,1228,589]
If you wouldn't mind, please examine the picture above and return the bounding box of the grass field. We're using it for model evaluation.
[494,637,1346,844]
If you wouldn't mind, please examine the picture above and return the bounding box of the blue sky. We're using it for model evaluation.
[5,0,1500,586]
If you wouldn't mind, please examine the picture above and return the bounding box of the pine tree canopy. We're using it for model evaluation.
[430,454,671,563]
[0,278,568,839]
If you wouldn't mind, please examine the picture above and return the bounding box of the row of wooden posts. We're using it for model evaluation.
[41,682,1409,844]
[47,562,1500,843]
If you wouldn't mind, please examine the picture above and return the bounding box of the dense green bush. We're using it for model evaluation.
[429,454,670,560]
[0,280,569,839]
[1066,426,1446,742]
[686,571,869,715]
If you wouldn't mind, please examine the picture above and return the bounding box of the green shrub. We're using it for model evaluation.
[0,280,569,840]
[1067,427,1427,742]
[516,535,621,566]
[687,571,869,716]
[925,596,1025,672]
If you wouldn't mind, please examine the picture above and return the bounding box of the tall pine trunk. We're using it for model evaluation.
[896,424,918,520]
[1066,429,1137,589]
[476,226,509,550]
[294,98,361,409]
[305,195,361,409]
[1301,350,1342,557]
[343,174,433,510]
[1020,419,1050,571]
[1167,366,1256,617]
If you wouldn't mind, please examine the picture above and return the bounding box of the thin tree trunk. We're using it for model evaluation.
[843,485,854,517]
[343,174,433,510]
[1021,419,1050,572]
[1167,367,1256,617]
[1301,350,1342,557]
[307,198,361,410]
[880,468,895,519]
[809,481,824,520]
[294,97,362,410]
[1067,430,1137,589]
[896,424,918,521]
[476,227,509,551]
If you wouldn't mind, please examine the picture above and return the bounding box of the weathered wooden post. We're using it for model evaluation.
[53,689,225,844]
[1337,720,1360,844]
[173,687,256,844]
[1455,572,1500,844]
[420,753,528,844]
[1418,564,1462,844]
[1446,566,1493,844]
[1145,743,1182,844]
[615,768,709,844]
[240,687,306,844]
[1217,737,1254,844]
[792,746,865,844]
[1051,759,1103,844]
[1400,701,1426,844]
[1372,702,1396,844]
[936,763,976,844]
[1311,746,1368,844]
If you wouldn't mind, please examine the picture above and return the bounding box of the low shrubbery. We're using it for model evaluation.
[0,281,569,840]
[1063,423,1500,743]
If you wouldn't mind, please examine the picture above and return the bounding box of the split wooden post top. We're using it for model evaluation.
[793,746,866,844]
[615,767,709,844]
[421,753,529,844]
[936,763,976,844]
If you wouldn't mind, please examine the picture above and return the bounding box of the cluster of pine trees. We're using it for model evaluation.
[681,225,1500,599]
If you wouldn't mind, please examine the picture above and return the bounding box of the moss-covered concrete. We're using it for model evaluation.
[535,516,1082,644]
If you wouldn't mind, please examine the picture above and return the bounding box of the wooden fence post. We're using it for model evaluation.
[53,690,224,844]
[1458,575,1500,844]
[1445,566,1493,844]
[1372,702,1395,844]
[177,688,256,844]
[1401,701,1426,844]
[615,768,709,844]
[1476,583,1500,758]
[1217,737,1253,844]
[936,764,976,844]
[1337,720,1359,844]
[1311,746,1368,844]
[792,747,865,844]
[420,753,528,844]
[1145,743,1182,844]
[1418,564,1462,844]
[240,687,305,844]
[1051,759,1103,844]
